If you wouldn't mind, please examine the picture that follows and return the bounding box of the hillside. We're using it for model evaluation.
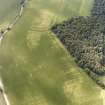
[0,0,104,105]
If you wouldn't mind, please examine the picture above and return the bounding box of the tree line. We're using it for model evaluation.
[51,0,105,89]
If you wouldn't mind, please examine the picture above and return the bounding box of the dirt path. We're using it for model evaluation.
[0,1,27,105]
[0,0,27,44]
[0,79,10,105]
[101,89,105,105]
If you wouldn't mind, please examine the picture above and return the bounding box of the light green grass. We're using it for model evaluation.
[0,0,104,105]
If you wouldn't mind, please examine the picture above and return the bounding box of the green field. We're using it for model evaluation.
[0,0,104,105]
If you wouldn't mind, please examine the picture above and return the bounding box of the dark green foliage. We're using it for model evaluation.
[52,16,105,75]
[51,0,105,89]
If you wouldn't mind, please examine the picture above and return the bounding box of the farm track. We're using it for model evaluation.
[0,1,27,105]
[0,0,27,44]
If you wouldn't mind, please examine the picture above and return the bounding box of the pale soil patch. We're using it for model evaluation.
[100,89,105,105]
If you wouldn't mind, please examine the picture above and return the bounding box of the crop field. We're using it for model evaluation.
[0,0,104,105]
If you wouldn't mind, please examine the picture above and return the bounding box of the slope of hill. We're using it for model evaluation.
[0,0,104,105]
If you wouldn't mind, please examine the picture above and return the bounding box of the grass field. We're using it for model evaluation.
[0,0,104,105]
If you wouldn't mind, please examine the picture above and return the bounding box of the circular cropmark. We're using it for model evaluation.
[30,0,65,32]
